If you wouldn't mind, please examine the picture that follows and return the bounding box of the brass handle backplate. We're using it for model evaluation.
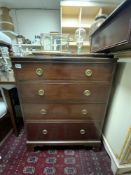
[38,89,45,96]
[83,90,91,96]
[81,109,88,115]
[42,129,48,135]
[36,68,43,76]
[80,129,86,135]
[85,69,92,77]
[40,109,47,115]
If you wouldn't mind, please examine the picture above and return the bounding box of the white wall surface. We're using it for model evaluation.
[104,63,131,160]
[10,9,60,42]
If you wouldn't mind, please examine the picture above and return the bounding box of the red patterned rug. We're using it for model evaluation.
[0,129,113,175]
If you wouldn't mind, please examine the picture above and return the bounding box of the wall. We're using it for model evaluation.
[10,9,60,42]
[104,63,131,157]
[103,62,131,173]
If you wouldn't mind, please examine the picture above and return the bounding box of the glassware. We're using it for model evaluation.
[89,14,107,37]
[40,33,69,52]
[75,28,86,54]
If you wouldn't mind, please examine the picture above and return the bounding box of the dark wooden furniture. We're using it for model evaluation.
[11,54,117,150]
[3,88,22,136]
[91,0,131,53]
[0,90,12,142]
[0,112,12,142]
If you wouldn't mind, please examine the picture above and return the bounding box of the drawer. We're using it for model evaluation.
[19,82,110,103]
[26,122,101,141]
[22,103,106,121]
[13,63,114,82]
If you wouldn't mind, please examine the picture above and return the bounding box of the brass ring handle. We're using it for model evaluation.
[81,109,88,115]
[40,109,47,115]
[83,90,91,96]
[38,89,45,96]
[85,69,92,77]
[80,129,86,135]
[42,129,48,135]
[36,68,43,76]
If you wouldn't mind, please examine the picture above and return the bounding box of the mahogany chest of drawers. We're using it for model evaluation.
[12,55,117,150]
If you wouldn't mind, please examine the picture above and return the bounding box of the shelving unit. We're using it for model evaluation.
[61,1,118,53]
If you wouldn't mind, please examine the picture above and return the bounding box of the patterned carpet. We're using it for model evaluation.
[0,129,113,175]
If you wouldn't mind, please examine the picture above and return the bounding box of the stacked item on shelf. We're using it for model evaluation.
[0,31,15,82]
[0,31,12,72]
[0,7,14,31]
[0,7,17,38]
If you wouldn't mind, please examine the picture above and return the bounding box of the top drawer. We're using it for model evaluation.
[13,63,114,82]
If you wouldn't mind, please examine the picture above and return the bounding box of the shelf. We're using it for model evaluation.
[0,57,10,59]
[14,44,41,47]
[61,1,117,54]
[62,27,90,36]
[0,21,14,26]
[61,24,91,29]
[69,41,90,47]
[61,2,116,17]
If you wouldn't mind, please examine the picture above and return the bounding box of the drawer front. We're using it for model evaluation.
[19,82,110,103]
[13,63,114,82]
[22,103,106,121]
[26,122,101,141]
